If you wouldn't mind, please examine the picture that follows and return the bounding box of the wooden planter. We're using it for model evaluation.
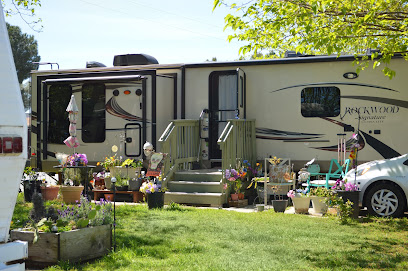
[10,224,112,267]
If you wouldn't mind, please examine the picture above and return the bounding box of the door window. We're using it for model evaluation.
[82,83,106,142]
[48,84,72,144]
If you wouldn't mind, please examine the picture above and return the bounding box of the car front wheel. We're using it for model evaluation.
[365,183,406,217]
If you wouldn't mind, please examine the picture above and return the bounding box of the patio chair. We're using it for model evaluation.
[306,159,350,191]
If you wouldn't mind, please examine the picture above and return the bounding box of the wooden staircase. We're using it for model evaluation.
[164,169,227,207]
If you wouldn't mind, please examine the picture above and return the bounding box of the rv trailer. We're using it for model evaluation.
[30,54,408,172]
[0,3,28,270]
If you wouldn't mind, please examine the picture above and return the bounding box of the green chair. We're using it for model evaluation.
[306,159,350,190]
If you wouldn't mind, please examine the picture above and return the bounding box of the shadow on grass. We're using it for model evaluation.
[304,234,408,270]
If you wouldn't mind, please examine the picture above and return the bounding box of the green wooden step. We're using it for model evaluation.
[168,181,223,193]
[164,192,226,207]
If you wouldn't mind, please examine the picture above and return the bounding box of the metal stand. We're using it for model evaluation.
[111,177,117,252]
[337,133,346,165]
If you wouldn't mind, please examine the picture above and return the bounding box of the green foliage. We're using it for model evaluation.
[214,0,408,78]
[324,193,354,224]
[121,158,143,168]
[6,23,40,83]
[3,0,42,31]
[165,201,185,211]
[309,187,333,197]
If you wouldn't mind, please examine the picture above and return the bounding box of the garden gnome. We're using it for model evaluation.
[143,141,154,158]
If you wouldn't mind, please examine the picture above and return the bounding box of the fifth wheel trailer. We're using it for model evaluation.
[0,3,28,270]
[30,53,408,172]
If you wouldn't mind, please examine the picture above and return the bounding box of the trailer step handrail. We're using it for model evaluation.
[217,119,257,181]
[159,120,200,187]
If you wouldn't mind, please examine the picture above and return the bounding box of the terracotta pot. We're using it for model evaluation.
[230,193,239,201]
[292,197,310,214]
[40,186,60,201]
[238,193,244,200]
[104,194,114,201]
[60,186,84,204]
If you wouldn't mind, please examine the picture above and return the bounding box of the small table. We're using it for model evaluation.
[93,189,144,203]
[54,165,96,196]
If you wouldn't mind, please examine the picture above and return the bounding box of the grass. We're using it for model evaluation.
[11,196,408,270]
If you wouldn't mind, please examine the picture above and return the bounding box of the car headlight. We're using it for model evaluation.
[356,166,370,176]
[346,166,370,178]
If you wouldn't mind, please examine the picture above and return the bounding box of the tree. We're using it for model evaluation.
[7,23,40,83]
[3,0,42,31]
[7,23,40,109]
[213,0,408,78]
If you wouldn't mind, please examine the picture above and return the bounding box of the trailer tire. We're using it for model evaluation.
[365,182,406,218]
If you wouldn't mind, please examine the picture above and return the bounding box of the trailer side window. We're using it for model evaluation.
[82,83,106,143]
[48,84,72,144]
[301,87,340,117]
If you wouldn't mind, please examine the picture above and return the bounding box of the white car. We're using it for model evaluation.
[344,153,408,217]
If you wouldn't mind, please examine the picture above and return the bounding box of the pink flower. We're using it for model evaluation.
[287,190,295,199]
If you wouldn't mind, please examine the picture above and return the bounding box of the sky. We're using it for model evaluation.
[4,0,245,70]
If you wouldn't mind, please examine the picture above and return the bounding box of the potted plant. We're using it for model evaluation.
[22,166,41,202]
[113,174,129,191]
[309,187,333,215]
[225,168,245,201]
[139,176,167,209]
[331,179,360,218]
[39,183,60,201]
[60,153,91,203]
[98,156,143,187]
[287,189,310,214]
[10,195,113,267]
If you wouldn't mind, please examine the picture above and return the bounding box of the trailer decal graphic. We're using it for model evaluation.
[316,117,400,159]
[256,127,323,141]
[271,82,398,93]
[106,96,147,122]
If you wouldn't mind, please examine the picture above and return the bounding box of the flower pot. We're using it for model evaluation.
[256,204,265,212]
[238,193,244,200]
[104,194,114,201]
[146,192,165,209]
[128,179,143,191]
[109,166,141,180]
[292,197,310,214]
[115,185,128,191]
[311,196,328,215]
[60,186,84,204]
[335,190,360,218]
[104,177,112,190]
[23,180,42,202]
[40,186,60,201]
[230,193,239,201]
[272,200,288,213]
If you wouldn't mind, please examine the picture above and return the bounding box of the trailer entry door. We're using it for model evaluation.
[208,69,246,160]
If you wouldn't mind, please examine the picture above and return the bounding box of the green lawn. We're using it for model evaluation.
[31,202,408,271]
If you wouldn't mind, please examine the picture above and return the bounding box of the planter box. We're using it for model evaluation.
[228,199,248,207]
[10,224,111,267]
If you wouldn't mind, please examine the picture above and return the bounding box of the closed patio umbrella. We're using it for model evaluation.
[64,94,80,152]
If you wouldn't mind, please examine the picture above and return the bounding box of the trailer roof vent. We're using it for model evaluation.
[86,61,107,68]
[284,51,304,58]
[113,54,159,66]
